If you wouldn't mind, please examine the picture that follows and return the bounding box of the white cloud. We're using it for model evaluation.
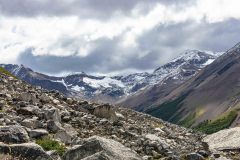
[0,0,240,69]
[196,0,240,23]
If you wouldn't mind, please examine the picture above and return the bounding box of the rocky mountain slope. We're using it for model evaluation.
[0,50,222,104]
[0,66,230,159]
[139,42,240,134]
[118,50,223,111]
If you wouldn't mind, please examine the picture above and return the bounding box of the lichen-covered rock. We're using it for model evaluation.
[43,105,61,122]
[47,120,63,133]
[0,142,52,160]
[54,124,78,144]
[0,125,29,143]
[203,127,240,151]
[185,153,204,160]
[63,136,142,160]
[28,129,49,139]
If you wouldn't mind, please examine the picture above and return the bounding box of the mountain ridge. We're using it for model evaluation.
[0,68,215,159]
[138,42,240,133]
[0,49,222,104]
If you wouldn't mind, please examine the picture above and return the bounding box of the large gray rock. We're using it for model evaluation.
[203,127,240,151]
[144,134,170,149]
[186,153,204,160]
[43,106,61,122]
[92,104,116,120]
[16,105,40,115]
[54,124,78,144]
[63,136,142,160]
[39,94,51,103]
[0,142,52,160]
[0,125,29,143]
[21,117,43,129]
[28,129,49,139]
[47,120,63,133]
[19,92,39,103]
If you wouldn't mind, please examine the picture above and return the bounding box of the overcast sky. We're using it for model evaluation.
[1,0,240,75]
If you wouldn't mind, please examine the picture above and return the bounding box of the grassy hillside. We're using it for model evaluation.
[0,67,16,78]
[179,108,206,128]
[194,110,238,134]
[145,93,189,122]
[179,113,196,128]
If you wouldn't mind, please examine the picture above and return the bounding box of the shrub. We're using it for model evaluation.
[194,110,238,134]
[36,137,65,156]
[179,113,196,128]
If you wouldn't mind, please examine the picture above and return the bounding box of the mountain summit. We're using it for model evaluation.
[136,42,240,134]
[1,50,222,104]
[118,50,223,110]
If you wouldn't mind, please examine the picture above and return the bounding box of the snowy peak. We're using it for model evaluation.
[151,50,224,84]
[155,50,222,73]
[0,64,32,78]
[0,49,223,103]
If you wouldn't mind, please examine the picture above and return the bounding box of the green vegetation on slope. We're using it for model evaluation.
[179,108,206,128]
[145,93,189,122]
[179,113,196,128]
[194,110,237,134]
[36,137,65,156]
[0,67,16,78]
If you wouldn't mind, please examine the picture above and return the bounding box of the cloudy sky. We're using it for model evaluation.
[1,0,240,75]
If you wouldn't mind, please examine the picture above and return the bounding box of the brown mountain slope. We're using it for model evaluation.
[121,42,240,132]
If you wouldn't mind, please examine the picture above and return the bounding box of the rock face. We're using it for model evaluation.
[0,125,29,143]
[0,142,52,160]
[204,127,240,151]
[118,50,223,110]
[203,127,240,159]
[63,136,142,160]
[0,68,231,159]
[136,42,240,129]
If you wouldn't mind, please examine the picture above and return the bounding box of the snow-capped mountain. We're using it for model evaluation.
[0,50,223,103]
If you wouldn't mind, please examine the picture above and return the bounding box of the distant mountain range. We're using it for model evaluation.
[124,42,240,133]
[0,50,222,104]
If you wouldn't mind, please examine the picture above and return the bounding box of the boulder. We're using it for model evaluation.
[54,124,78,144]
[47,150,61,160]
[144,134,170,149]
[185,153,204,160]
[0,142,52,160]
[92,104,117,120]
[63,136,142,160]
[19,92,39,103]
[21,117,43,129]
[43,106,61,122]
[0,125,29,143]
[203,127,240,151]
[16,105,40,115]
[47,120,63,133]
[39,94,51,103]
[29,129,49,139]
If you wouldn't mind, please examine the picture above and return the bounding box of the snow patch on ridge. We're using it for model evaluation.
[72,85,85,91]
[83,77,125,88]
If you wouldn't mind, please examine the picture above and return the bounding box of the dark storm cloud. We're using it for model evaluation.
[17,19,240,75]
[195,19,240,51]
[18,37,160,74]
[0,0,194,19]
[1,0,240,75]
[136,19,240,60]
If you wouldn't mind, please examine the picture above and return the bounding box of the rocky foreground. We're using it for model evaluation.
[0,72,234,159]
